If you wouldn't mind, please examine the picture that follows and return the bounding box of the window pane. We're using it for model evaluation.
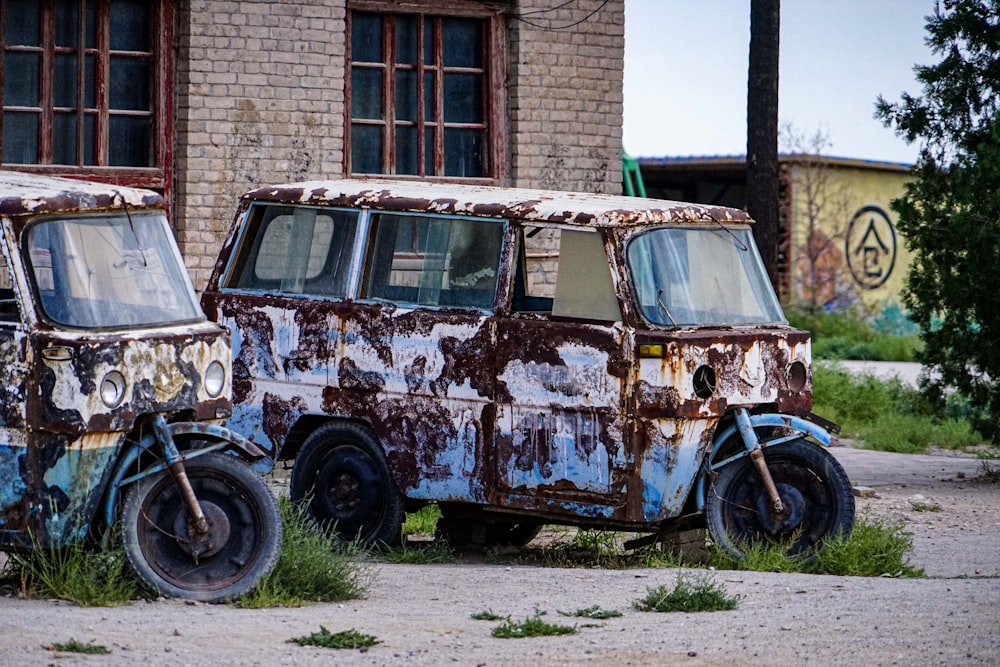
[85,0,97,48]
[108,115,151,166]
[424,129,434,175]
[351,12,382,62]
[351,68,383,119]
[110,55,150,110]
[395,70,416,121]
[444,128,484,178]
[83,112,96,164]
[395,14,417,65]
[443,73,482,123]
[84,54,96,107]
[53,113,77,164]
[109,0,150,52]
[55,0,79,47]
[351,123,383,173]
[423,20,433,65]
[4,52,40,106]
[4,0,40,46]
[442,18,482,68]
[396,125,417,175]
[423,71,435,119]
[54,53,78,107]
[2,112,38,163]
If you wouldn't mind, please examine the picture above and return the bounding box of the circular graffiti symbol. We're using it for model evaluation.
[845,205,897,290]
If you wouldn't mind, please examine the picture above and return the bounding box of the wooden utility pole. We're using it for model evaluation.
[747,0,781,289]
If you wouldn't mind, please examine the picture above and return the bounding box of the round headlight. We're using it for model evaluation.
[786,361,808,393]
[100,370,126,408]
[205,360,226,398]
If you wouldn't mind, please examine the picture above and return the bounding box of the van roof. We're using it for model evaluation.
[0,170,163,217]
[242,179,753,228]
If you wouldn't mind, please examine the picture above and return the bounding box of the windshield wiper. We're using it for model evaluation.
[656,289,678,328]
[711,220,749,251]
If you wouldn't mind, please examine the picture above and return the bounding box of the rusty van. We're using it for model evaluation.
[0,171,280,602]
[202,179,854,556]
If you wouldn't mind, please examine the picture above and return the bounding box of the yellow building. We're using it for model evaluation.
[636,155,913,315]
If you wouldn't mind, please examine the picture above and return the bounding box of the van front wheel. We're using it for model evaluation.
[290,423,405,548]
[705,439,855,559]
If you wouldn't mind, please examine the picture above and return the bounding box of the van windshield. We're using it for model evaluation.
[25,212,204,329]
[627,226,785,327]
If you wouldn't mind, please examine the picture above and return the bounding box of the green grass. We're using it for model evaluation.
[402,504,442,537]
[379,539,453,565]
[46,638,111,654]
[521,529,686,569]
[910,501,942,512]
[812,364,983,453]
[9,531,140,607]
[287,627,380,649]
[557,605,622,619]
[491,609,576,638]
[471,609,507,621]
[709,512,924,578]
[632,573,738,613]
[786,307,922,362]
[237,496,374,608]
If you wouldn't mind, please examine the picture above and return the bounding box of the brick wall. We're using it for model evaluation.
[173,0,625,290]
[174,0,348,289]
[508,0,625,194]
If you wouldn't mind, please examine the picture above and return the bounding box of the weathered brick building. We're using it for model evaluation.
[1,0,625,288]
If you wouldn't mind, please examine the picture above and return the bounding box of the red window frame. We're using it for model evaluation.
[0,0,173,195]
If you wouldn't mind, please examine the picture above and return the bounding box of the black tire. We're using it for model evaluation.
[289,422,405,548]
[121,452,282,603]
[705,439,855,559]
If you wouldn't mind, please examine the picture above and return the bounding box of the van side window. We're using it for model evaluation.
[363,212,503,310]
[224,205,359,297]
[513,226,620,321]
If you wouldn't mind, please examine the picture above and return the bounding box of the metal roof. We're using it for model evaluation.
[0,170,163,217]
[242,178,753,227]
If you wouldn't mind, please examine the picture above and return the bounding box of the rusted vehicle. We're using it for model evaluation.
[0,171,281,602]
[202,179,854,556]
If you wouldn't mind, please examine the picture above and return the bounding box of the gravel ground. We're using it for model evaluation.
[0,445,997,667]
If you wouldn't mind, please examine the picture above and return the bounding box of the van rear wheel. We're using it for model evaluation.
[290,422,405,548]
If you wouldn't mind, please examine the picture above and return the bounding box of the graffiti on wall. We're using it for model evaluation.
[845,206,897,290]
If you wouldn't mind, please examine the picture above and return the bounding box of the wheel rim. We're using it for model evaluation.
[718,457,838,555]
[137,468,268,592]
[309,444,386,541]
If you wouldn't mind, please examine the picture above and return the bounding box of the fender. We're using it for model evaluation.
[694,410,834,512]
[102,421,267,527]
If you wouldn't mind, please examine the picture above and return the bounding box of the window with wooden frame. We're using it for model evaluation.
[0,0,172,192]
[347,2,505,181]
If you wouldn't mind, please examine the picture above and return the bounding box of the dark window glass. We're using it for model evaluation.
[395,70,416,121]
[2,112,38,162]
[109,56,150,110]
[54,0,79,47]
[85,0,97,48]
[351,124,383,173]
[444,128,483,178]
[423,20,433,65]
[108,115,150,166]
[351,12,382,62]
[396,125,417,175]
[5,0,40,46]
[423,71,435,119]
[442,18,482,68]
[395,14,417,65]
[424,130,434,174]
[443,73,482,123]
[109,0,150,52]
[84,54,96,107]
[351,68,383,119]
[52,112,76,164]
[82,112,95,163]
[54,53,77,107]
[4,52,39,106]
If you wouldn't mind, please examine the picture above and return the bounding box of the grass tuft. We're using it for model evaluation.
[522,529,686,570]
[402,504,442,537]
[633,573,738,613]
[47,638,111,654]
[379,539,452,565]
[471,609,507,621]
[557,605,622,619]
[491,609,576,638]
[287,626,380,649]
[237,496,374,608]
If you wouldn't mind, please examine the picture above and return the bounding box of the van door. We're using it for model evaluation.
[494,226,630,517]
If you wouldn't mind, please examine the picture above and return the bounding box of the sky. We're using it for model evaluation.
[623,0,936,164]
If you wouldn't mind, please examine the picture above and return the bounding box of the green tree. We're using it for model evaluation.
[876,0,1000,440]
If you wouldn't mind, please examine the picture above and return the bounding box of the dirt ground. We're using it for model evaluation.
[0,445,997,667]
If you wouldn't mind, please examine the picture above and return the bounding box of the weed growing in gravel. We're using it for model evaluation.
[910,501,942,512]
[633,573,738,613]
[46,638,111,654]
[380,540,452,565]
[237,497,374,608]
[522,529,686,569]
[471,609,507,621]
[287,627,380,649]
[491,609,576,638]
[10,530,139,606]
[557,605,623,619]
[402,504,442,537]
